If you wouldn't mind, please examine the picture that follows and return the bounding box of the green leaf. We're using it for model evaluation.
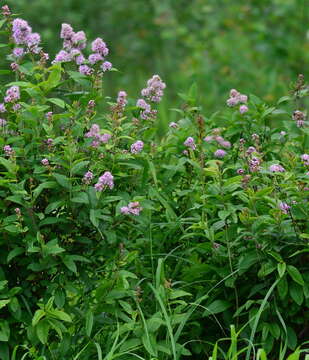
[33,181,58,200]
[71,160,89,175]
[287,265,304,286]
[36,319,50,344]
[71,192,89,204]
[7,247,24,263]
[0,300,10,310]
[85,310,94,337]
[203,300,231,317]
[32,309,46,326]
[48,309,72,322]
[47,98,65,108]
[0,157,18,174]
[169,290,192,300]
[0,320,10,341]
[277,262,286,278]
[289,282,303,306]
[63,255,77,273]
[53,173,71,189]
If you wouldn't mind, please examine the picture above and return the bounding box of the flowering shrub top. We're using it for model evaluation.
[0,6,308,360]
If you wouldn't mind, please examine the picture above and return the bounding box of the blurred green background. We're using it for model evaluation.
[6,0,309,110]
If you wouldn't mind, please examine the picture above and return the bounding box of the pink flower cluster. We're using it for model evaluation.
[4,86,20,103]
[85,124,111,148]
[121,201,142,216]
[11,18,42,55]
[269,164,285,173]
[203,135,231,149]
[136,98,157,120]
[300,154,309,166]
[279,202,290,214]
[184,137,196,150]
[83,171,93,184]
[131,140,144,154]
[53,24,112,75]
[292,110,306,128]
[141,75,166,103]
[116,91,128,116]
[226,89,248,114]
[94,171,114,191]
[249,157,261,172]
[214,149,227,158]
[3,145,13,156]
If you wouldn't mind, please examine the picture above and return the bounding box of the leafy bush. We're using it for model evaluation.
[0,6,308,360]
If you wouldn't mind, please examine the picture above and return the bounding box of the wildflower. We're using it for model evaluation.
[183,150,189,156]
[117,91,127,114]
[269,164,285,173]
[88,100,95,108]
[101,61,112,72]
[252,133,259,142]
[12,18,32,45]
[41,158,49,166]
[204,135,213,142]
[60,23,74,40]
[72,31,87,50]
[184,137,196,150]
[12,47,24,58]
[79,65,93,76]
[0,118,7,126]
[99,133,111,144]
[297,120,305,128]
[280,131,286,136]
[94,171,114,191]
[83,170,93,184]
[2,5,11,16]
[4,86,20,103]
[3,145,13,156]
[0,104,6,113]
[169,122,178,129]
[88,53,103,65]
[246,146,257,155]
[141,74,166,103]
[46,112,53,121]
[131,140,144,154]
[75,54,85,65]
[53,50,71,64]
[279,202,290,214]
[301,154,309,166]
[15,208,21,216]
[214,149,227,158]
[239,105,249,114]
[249,157,261,172]
[237,168,245,175]
[121,201,142,216]
[226,88,248,107]
[292,110,305,121]
[91,38,109,56]
[13,104,21,111]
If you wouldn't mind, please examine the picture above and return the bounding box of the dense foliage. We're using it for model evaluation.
[0,6,308,360]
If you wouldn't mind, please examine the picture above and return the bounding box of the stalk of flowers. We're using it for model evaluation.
[120,201,142,216]
[94,171,114,191]
[269,164,285,173]
[131,140,144,154]
[4,85,20,104]
[300,154,309,166]
[136,74,165,120]
[279,202,290,214]
[226,88,249,114]
[292,110,306,128]
[3,145,14,156]
[112,91,128,119]
[85,124,111,148]
[83,171,93,185]
[53,24,112,77]
[184,137,196,151]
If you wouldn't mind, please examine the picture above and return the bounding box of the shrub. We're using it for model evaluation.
[0,6,308,360]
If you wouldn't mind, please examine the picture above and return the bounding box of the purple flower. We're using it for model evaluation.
[214,149,227,158]
[2,5,11,16]
[226,89,248,107]
[169,122,178,129]
[279,202,290,214]
[95,171,114,191]
[203,135,213,142]
[75,54,85,65]
[184,137,196,150]
[13,47,24,58]
[269,164,285,173]
[246,146,257,155]
[83,170,93,184]
[60,23,74,40]
[91,38,109,56]
[237,168,245,175]
[116,91,127,114]
[46,112,53,121]
[12,18,32,45]
[5,86,20,103]
[72,31,87,50]
[15,207,21,216]
[13,103,21,111]
[239,105,249,114]
[0,104,6,113]
[249,157,261,173]
[301,154,309,166]
[41,158,49,166]
[3,145,13,156]
[141,74,166,103]
[121,201,142,216]
[131,140,144,154]
[99,133,111,143]
[79,65,93,76]
[0,118,7,126]
[53,50,71,63]
[88,53,103,65]
[10,62,19,72]
[101,61,112,72]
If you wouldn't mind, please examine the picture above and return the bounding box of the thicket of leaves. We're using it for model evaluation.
[0,8,308,360]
